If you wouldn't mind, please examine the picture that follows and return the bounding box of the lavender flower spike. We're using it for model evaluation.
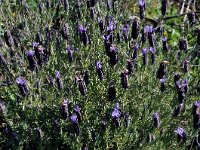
[153,112,160,128]
[175,127,187,143]
[142,48,148,65]
[16,77,29,96]
[56,70,63,90]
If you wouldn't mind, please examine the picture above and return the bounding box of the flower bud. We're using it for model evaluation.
[162,36,169,52]
[179,38,188,52]
[131,18,140,39]
[121,69,129,89]
[161,0,168,16]
[153,112,160,128]
[96,61,104,81]
[142,48,148,65]
[108,81,116,101]
[56,71,63,90]
[16,77,29,97]
[176,127,187,143]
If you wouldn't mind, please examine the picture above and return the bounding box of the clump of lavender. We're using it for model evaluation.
[56,71,63,90]
[193,101,200,129]
[139,0,146,19]
[150,47,156,64]
[153,112,160,128]
[175,127,187,143]
[16,77,29,97]
[161,0,168,16]
[108,81,116,101]
[121,69,129,89]
[112,102,121,127]
[70,114,80,134]
[78,24,89,45]
[66,45,73,62]
[183,59,189,73]
[109,44,118,66]
[142,48,148,65]
[179,38,188,52]
[131,18,140,39]
[162,36,169,52]
[60,99,69,120]
[148,26,155,47]
[27,50,37,71]
[96,61,104,81]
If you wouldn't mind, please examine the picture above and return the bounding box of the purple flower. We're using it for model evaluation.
[153,112,160,128]
[61,23,69,40]
[131,18,140,39]
[55,71,63,90]
[74,104,82,123]
[112,103,121,127]
[132,44,139,60]
[161,0,168,16]
[188,12,196,25]
[156,62,167,79]
[182,79,189,94]
[150,47,156,64]
[98,17,104,33]
[121,69,129,89]
[60,99,69,120]
[183,59,189,73]
[174,73,181,88]
[4,30,14,48]
[16,77,29,96]
[66,45,73,62]
[139,0,146,19]
[83,70,89,85]
[173,103,184,117]
[141,25,149,43]
[96,61,104,81]
[109,44,118,66]
[160,78,166,92]
[108,81,116,101]
[127,59,134,74]
[162,36,169,52]
[76,76,87,96]
[70,114,80,134]
[193,101,200,128]
[142,48,148,65]
[78,24,89,45]
[148,26,155,47]
[176,127,187,143]
[27,50,37,71]
[179,38,188,52]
